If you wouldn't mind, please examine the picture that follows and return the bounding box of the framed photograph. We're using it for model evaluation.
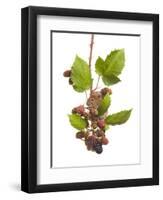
[21,6,159,193]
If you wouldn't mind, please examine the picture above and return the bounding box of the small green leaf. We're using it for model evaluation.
[104,124,110,131]
[98,94,111,116]
[105,109,132,125]
[71,55,92,93]
[68,114,88,130]
[102,74,121,86]
[95,56,106,76]
[104,49,125,76]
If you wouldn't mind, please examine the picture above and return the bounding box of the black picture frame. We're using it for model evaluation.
[21,6,159,193]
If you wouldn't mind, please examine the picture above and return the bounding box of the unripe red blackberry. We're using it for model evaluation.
[96,129,105,137]
[63,70,71,77]
[72,108,76,114]
[84,131,89,140]
[77,105,85,114]
[101,137,109,145]
[87,97,96,107]
[82,112,89,119]
[76,131,85,139]
[91,91,102,99]
[87,91,102,109]
[85,135,95,150]
[92,121,97,129]
[108,88,112,95]
[97,119,105,129]
[90,107,98,116]
[101,87,112,96]
[72,105,85,115]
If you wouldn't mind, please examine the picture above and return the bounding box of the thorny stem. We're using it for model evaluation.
[88,34,94,93]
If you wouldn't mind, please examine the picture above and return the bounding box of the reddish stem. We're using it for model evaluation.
[88,34,94,92]
[93,75,100,91]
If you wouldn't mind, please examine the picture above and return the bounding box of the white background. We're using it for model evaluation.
[52,33,140,168]
[0,0,162,199]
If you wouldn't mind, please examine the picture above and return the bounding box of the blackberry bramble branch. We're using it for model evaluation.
[63,34,132,154]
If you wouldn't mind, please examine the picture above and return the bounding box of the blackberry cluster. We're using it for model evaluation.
[85,135,103,154]
[63,69,111,154]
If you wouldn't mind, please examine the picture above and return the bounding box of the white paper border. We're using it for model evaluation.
[37,15,153,184]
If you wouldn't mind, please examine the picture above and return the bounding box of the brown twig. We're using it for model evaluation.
[88,34,94,92]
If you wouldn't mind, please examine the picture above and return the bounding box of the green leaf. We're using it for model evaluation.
[98,93,111,116]
[71,55,92,92]
[105,109,132,125]
[102,74,121,86]
[104,124,110,131]
[95,56,106,76]
[73,85,85,92]
[104,49,125,76]
[95,49,125,86]
[68,114,88,130]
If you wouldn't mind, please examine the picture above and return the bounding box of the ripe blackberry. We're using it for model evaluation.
[93,141,103,154]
